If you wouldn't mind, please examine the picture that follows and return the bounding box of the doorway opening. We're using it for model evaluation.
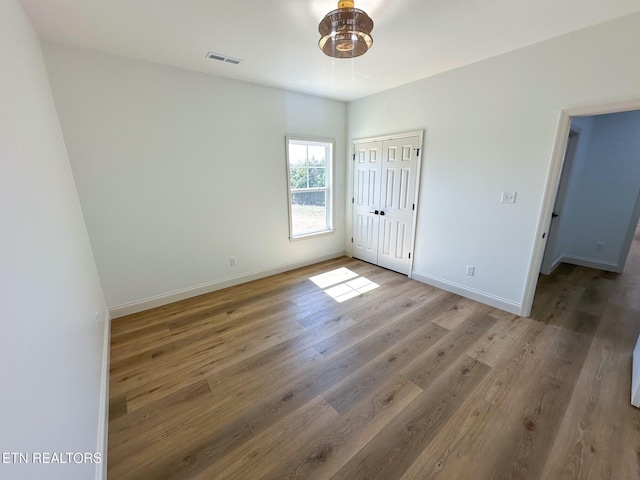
[522,99,640,316]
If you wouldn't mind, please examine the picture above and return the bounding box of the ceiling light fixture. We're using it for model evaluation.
[318,0,374,58]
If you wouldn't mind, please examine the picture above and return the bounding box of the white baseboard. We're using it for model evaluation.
[559,254,621,273]
[549,255,564,274]
[632,334,640,408]
[411,271,523,316]
[540,254,564,275]
[96,309,111,480]
[109,251,347,319]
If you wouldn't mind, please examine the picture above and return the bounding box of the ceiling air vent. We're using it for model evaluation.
[206,52,242,65]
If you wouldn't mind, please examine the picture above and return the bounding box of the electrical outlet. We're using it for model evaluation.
[595,242,604,251]
[501,192,517,204]
[230,257,237,266]
[466,265,475,276]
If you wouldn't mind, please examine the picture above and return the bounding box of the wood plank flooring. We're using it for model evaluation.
[108,250,640,479]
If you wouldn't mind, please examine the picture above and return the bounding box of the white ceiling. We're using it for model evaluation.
[19,0,640,101]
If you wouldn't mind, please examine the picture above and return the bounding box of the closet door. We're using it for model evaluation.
[376,136,421,274]
[351,134,422,275]
[352,140,382,265]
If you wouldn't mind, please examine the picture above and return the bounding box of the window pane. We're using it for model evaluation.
[286,137,332,240]
[307,145,325,164]
[289,144,307,166]
[308,167,326,188]
[290,167,308,189]
[291,191,327,236]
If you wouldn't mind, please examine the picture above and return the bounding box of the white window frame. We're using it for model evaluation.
[285,135,335,241]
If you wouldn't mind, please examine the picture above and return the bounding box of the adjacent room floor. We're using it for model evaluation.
[108,245,640,479]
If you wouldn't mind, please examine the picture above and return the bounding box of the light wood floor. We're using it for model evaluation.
[108,247,640,479]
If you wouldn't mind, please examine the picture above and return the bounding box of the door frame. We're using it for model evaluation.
[616,184,640,271]
[348,130,424,277]
[539,129,580,275]
[521,98,640,317]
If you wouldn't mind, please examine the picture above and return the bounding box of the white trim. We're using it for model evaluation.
[95,308,111,480]
[521,110,572,317]
[632,334,640,407]
[352,130,424,144]
[545,254,564,275]
[563,98,640,118]
[408,131,424,278]
[412,271,523,316]
[617,188,640,270]
[557,254,620,272]
[289,229,336,242]
[522,97,640,317]
[109,251,346,318]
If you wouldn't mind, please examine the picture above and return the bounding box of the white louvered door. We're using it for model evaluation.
[352,134,422,275]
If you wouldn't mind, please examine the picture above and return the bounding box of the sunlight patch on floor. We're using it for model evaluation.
[310,267,379,303]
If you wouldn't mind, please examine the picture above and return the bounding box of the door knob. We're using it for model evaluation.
[380,211,385,216]
[369,210,379,215]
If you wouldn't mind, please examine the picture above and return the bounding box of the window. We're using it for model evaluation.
[286,136,334,239]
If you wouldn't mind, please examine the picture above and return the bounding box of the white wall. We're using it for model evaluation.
[41,44,347,314]
[554,111,640,271]
[348,12,640,314]
[0,1,108,479]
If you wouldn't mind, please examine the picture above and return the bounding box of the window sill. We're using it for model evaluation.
[289,229,335,242]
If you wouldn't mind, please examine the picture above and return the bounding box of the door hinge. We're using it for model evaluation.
[409,252,411,259]
[416,148,420,157]
[412,203,415,211]
[352,154,356,161]
[352,197,354,204]
[351,237,354,243]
